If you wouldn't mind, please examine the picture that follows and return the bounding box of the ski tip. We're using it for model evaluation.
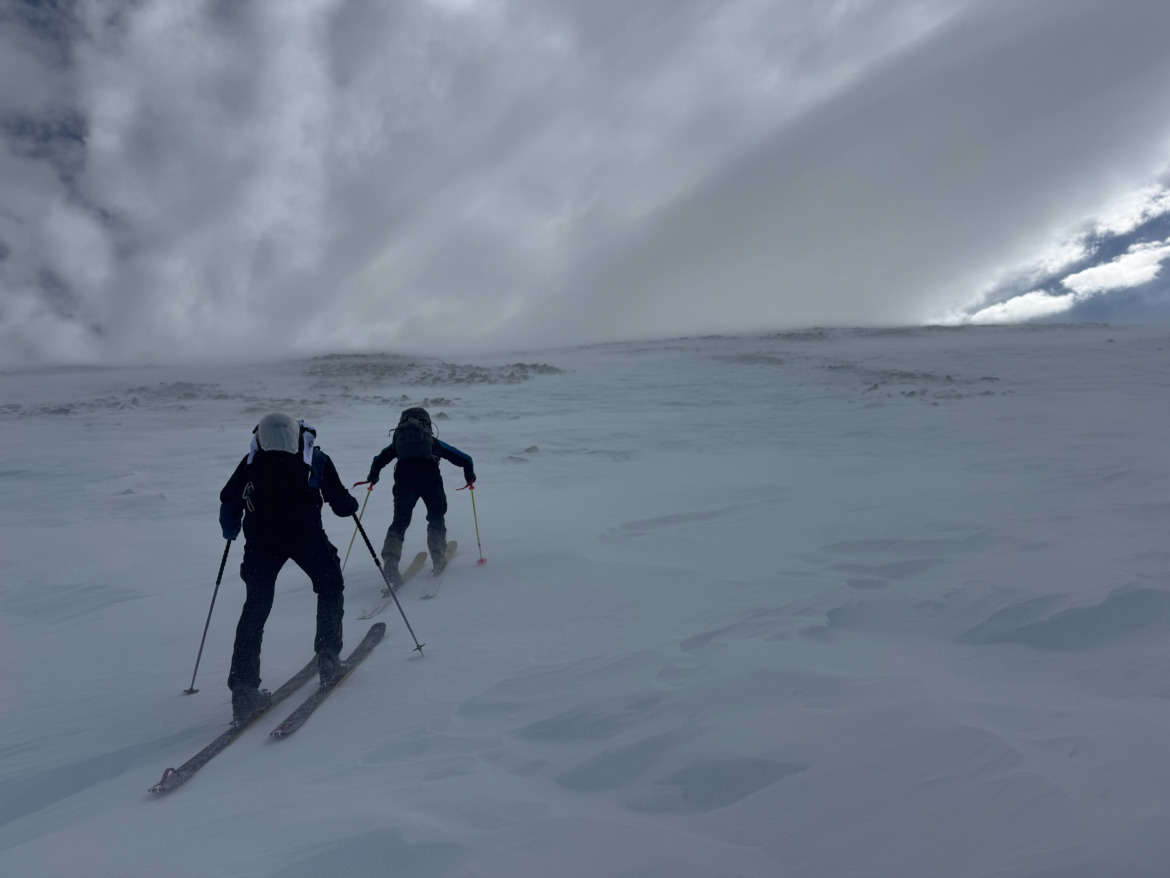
[149,768,178,794]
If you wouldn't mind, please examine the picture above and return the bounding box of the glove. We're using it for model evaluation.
[219,505,242,541]
[339,494,360,517]
[366,472,379,486]
[465,471,476,486]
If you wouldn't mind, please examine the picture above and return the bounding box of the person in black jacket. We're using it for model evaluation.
[366,407,475,586]
[219,413,359,725]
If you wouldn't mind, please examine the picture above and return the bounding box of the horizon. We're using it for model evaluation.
[0,319,1140,375]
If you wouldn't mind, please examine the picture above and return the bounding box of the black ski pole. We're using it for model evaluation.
[183,539,232,694]
[352,514,426,655]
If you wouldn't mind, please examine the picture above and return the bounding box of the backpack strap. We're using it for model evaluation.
[298,420,317,467]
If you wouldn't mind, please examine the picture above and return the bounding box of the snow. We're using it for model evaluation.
[2,324,1170,877]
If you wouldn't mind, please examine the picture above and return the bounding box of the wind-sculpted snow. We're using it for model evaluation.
[0,357,566,422]
[0,380,335,420]
[3,325,1170,877]
[958,586,1170,651]
[304,354,565,386]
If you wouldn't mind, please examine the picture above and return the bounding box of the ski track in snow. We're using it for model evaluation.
[2,325,1170,876]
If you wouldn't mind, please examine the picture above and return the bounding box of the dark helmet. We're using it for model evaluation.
[399,407,431,426]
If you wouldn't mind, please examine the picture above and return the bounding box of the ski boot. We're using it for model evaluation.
[231,686,273,726]
[380,559,402,597]
[317,651,343,690]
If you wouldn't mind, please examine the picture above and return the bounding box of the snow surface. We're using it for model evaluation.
[3,324,1170,877]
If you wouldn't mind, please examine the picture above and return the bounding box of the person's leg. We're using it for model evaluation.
[292,529,346,685]
[381,479,421,584]
[228,542,285,719]
[420,471,449,573]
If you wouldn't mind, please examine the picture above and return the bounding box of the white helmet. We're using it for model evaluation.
[256,412,299,454]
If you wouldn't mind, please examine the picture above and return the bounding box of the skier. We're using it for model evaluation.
[365,407,475,586]
[219,413,360,725]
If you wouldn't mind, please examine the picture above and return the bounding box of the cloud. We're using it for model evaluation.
[523,0,1170,345]
[3,0,1170,364]
[957,238,1170,324]
[1061,240,1170,296]
[1094,182,1170,237]
[948,178,1170,324]
[965,291,1079,325]
[1033,240,1093,279]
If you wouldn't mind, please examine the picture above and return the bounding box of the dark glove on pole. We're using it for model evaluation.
[183,539,232,695]
[351,513,426,655]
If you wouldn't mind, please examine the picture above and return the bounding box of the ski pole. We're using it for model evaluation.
[341,482,373,572]
[459,482,487,564]
[351,514,426,655]
[183,539,232,694]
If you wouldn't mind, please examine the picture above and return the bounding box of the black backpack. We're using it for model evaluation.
[392,408,435,460]
[242,450,315,526]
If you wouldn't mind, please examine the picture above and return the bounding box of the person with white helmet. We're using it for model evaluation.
[218,413,360,725]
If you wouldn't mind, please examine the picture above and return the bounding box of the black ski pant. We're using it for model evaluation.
[227,528,344,692]
[381,464,448,568]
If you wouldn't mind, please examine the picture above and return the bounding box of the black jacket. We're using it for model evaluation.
[220,448,358,541]
[367,438,475,486]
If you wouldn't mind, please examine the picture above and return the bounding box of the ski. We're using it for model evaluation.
[270,622,386,740]
[149,656,318,794]
[358,551,427,619]
[421,540,458,599]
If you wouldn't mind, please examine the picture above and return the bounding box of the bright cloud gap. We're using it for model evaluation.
[953,180,1170,326]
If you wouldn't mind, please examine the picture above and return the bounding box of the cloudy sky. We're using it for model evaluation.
[3,0,1170,365]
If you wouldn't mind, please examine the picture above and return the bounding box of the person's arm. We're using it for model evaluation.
[367,444,397,484]
[437,440,476,485]
[317,450,360,517]
[218,456,249,539]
